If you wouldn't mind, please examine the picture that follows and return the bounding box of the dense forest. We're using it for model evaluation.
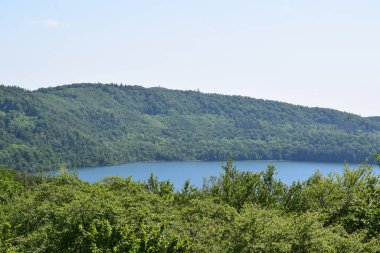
[1,158,380,252]
[0,83,379,171]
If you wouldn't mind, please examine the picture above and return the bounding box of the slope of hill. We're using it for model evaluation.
[368,116,380,123]
[0,83,379,171]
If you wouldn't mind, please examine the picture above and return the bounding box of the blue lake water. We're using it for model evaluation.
[69,160,376,189]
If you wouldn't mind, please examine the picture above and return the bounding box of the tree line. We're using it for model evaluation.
[1,157,380,252]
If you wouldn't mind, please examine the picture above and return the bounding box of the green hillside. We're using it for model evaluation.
[0,83,379,171]
[368,116,380,123]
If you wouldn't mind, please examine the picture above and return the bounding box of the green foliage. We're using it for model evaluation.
[1,161,380,252]
[206,160,285,210]
[145,173,174,199]
[0,83,379,171]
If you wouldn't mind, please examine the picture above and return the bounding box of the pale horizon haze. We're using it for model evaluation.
[1,1,379,116]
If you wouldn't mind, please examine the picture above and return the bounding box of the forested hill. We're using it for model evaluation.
[0,83,379,171]
[368,116,380,123]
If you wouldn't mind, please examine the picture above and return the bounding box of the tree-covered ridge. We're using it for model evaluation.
[368,116,380,123]
[0,83,379,171]
[1,160,380,252]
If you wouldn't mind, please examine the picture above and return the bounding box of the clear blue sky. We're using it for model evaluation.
[1,0,379,116]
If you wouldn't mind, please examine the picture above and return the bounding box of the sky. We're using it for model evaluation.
[0,0,379,116]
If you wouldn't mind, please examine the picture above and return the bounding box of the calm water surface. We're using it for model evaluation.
[70,160,375,189]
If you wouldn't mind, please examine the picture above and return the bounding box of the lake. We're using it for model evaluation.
[69,160,375,189]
